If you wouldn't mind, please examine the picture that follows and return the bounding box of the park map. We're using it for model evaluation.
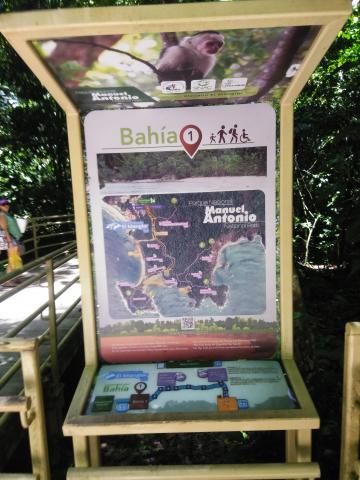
[104,190,266,322]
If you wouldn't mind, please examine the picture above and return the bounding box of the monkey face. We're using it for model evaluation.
[204,38,224,54]
[195,33,225,56]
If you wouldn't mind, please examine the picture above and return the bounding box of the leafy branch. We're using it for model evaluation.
[57,39,159,74]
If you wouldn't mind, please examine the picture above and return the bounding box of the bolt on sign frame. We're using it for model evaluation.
[0,1,351,477]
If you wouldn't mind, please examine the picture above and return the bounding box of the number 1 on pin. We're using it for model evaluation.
[180,125,202,158]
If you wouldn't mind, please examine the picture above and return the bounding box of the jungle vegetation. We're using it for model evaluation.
[1,1,358,268]
[100,317,275,336]
[0,3,359,479]
[98,148,266,185]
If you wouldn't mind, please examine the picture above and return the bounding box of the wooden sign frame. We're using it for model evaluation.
[0,0,351,475]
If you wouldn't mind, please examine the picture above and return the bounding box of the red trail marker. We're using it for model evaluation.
[180,124,202,158]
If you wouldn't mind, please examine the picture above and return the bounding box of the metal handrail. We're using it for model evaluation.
[0,240,82,478]
[0,241,82,479]
[0,214,75,270]
[28,214,75,259]
[22,236,73,255]
[30,214,73,221]
[3,276,79,339]
[0,318,82,424]
[40,316,82,375]
[0,241,76,289]
[0,243,81,405]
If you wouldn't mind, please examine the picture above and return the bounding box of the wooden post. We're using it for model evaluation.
[89,436,101,467]
[339,322,360,480]
[0,338,50,480]
[73,436,90,468]
[279,102,294,360]
[20,341,50,480]
[286,430,312,462]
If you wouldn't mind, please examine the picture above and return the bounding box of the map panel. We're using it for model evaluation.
[84,104,277,362]
[103,190,266,320]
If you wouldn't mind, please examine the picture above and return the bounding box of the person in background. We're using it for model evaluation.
[0,198,22,278]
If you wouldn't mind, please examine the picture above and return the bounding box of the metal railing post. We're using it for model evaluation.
[21,340,51,480]
[46,258,60,387]
[32,219,39,259]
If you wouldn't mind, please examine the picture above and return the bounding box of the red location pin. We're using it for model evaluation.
[180,124,202,159]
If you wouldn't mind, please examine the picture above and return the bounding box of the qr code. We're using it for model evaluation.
[181,317,195,330]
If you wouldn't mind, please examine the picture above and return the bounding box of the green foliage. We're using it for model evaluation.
[1,0,359,267]
[0,3,71,213]
[100,317,275,336]
[0,33,72,215]
[294,5,360,270]
[98,147,266,185]
[1,0,208,214]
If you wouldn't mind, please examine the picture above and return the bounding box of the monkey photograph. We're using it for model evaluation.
[36,26,317,105]
[155,31,225,87]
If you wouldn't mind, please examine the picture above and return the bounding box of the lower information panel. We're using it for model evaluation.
[85,360,297,415]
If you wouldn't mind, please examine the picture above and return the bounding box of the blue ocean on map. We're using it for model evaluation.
[104,216,147,318]
[147,236,266,316]
[111,232,141,285]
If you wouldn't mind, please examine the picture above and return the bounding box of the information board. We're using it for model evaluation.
[85,103,276,363]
